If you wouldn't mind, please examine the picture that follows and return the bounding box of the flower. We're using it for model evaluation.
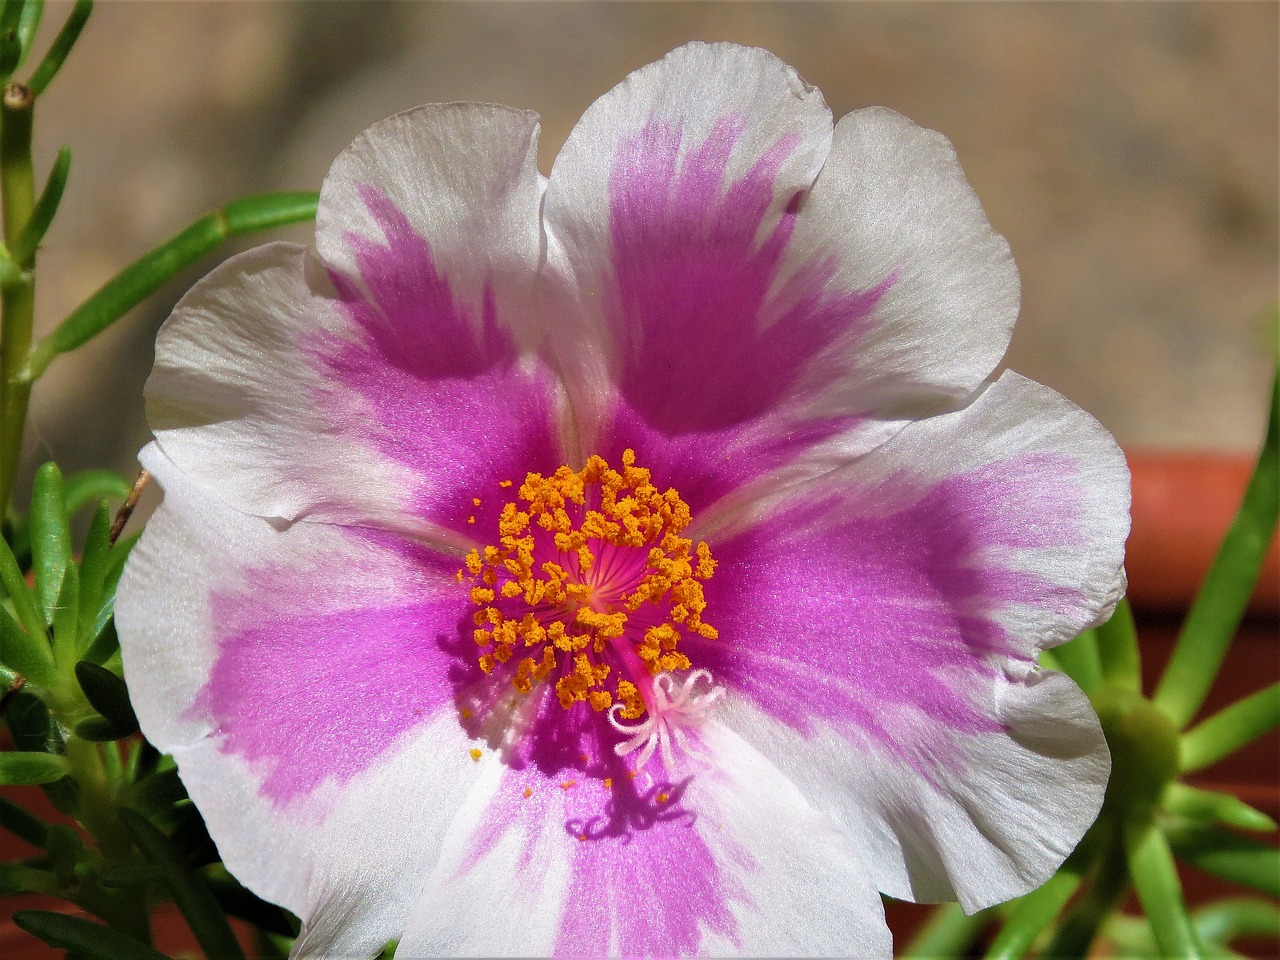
[117,42,1130,958]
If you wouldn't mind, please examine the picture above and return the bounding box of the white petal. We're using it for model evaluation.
[117,449,484,953]
[148,103,555,536]
[315,102,543,351]
[692,372,1126,909]
[722,671,1108,912]
[779,106,1020,414]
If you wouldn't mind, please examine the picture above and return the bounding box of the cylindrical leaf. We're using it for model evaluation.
[28,461,71,626]
[1164,783,1277,832]
[63,468,131,517]
[0,791,48,846]
[1193,898,1280,948]
[15,0,42,68]
[0,529,46,639]
[97,863,165,889]
[76,501,112,645]
[24,0,90,95]
[1155,366,1280,727]
[1096,596,1141,691]
[73,715,134,742]
[1166,821,1280,898]
[986,867,1083,960]
[74,660,137,732]
[0,750,67,784]
[899,902,990,958]
[12,910,171,960]
[120,808,247,960]
[1181,682,1280,773]
[0,600,55,686]
[0,863,54,895]
[28,190,317,376]
[9,144,69,265]
[1048,627,1103,693]
[1125,817,1205,958]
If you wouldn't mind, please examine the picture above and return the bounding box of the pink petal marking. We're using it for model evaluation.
[693,455,1089,769]
[197,532,463,804]
[459,707,748,958]
[310,186,560,533]
[600,115,892,512]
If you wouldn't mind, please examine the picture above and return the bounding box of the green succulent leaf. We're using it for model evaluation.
[25,0,91,96]
[0,749,68,784]
[64,469,131,518]
[27,190,317,377]
[1125,817,1205,958]
[0,790,49,846]
[6,686,60,752]
[1193,897,1280,948]
[120,808,247,960]
[1166,822,1280,898]
[1155,367,1279,727]
[1181,682,1280,773]
[9,144,68,265]
[74,659,137,733]
[900,902,990,958]
[13,909,171,960]
[43,822,81,885]
[28,461,71,626]
[125,765,188,818]
[0,523,46,640]
[14,0,41,68]
[1049,626,1103,693]
[0,862,55,895]
[0,597,54,685]
[72,714,132,742]
[1164,783,1276,832]
[986,866,1083,960]
[97,862,165,889]
[1096,597,1141,691]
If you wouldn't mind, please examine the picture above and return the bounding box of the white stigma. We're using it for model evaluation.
[607,669,725,774]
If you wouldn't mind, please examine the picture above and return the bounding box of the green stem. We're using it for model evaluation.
[1154,366,1280,728]
[0,79,33,518]
[1124,816,1204,958]
[61,734,148,940]
[1043,826,1130,958]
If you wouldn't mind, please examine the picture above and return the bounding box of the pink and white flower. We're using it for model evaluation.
[116,43,1130,958]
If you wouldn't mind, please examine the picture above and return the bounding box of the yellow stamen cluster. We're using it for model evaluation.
[461,450,718,717]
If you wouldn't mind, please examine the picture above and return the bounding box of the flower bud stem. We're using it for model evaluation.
[0,79,33,516]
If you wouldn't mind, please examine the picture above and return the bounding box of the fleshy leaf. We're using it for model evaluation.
[74,659,137,733]
[13,909,171,960]
[120,808,247,960]
[1155,367,1279,727]
[28,461,71,627]
[0,750,68,784]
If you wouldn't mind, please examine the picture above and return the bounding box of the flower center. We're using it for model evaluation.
[460,449,718,719]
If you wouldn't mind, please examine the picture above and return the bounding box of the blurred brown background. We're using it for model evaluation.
[14,1,1280,495]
